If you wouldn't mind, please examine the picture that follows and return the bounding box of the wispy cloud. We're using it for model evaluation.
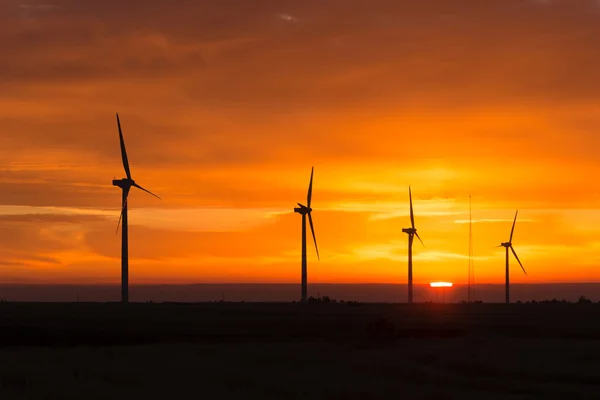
[321,198,463,220]
[17,3,59,21]
[351,242,404,262]
[0,205,287,233]
[0,205,113,218]
[413,250,494,262]
[19,4,58,10]
[453,218,536,224]
[278,13,299,22]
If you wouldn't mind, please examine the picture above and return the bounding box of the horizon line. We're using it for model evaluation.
[1,282,600,286]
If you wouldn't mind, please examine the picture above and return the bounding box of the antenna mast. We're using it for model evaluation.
[467,195,475,302]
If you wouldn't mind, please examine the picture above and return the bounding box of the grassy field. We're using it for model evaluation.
[1,302,600,399]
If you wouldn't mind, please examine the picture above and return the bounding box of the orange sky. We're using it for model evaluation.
[2,0,600,285]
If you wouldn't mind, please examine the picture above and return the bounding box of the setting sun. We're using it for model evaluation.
[430,282,453,288]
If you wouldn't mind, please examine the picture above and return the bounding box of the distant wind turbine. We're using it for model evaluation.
[113,113,161,303]
[402,186,424,304]
[499,210,527,304]
[293,167,319,303]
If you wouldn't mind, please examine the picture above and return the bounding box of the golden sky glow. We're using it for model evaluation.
[2,0,600,284]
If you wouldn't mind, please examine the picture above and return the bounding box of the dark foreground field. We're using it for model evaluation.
[1,302,600,399]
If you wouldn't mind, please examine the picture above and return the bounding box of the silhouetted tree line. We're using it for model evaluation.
[305,296,360,306]
[523,295,595,304]
[462,296,596,304]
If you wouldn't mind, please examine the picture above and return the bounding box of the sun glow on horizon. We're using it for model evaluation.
[430,282,453,288]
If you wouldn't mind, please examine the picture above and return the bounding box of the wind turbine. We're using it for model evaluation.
[499,210,527,304]
[113,113,161,303]
[293,167,319,303]
[401,186,424,304]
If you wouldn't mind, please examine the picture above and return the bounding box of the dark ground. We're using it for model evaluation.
[1,302,600,399]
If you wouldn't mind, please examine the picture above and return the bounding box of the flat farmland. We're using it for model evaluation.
[1,302,599,399]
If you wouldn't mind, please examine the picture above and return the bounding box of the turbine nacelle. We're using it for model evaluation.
[402,228,417,234]
[112,178,134,189]
[294,203,312,214]
[501,242,511,248]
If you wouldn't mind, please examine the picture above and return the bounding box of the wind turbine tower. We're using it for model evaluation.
[113,113,161,303]
[402,186,424,304]
[293,167,320,303]
[499,210,527,304]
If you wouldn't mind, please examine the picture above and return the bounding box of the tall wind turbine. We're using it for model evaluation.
[499,210,527,304]
[113,113,161,304]
[402,186,424,304]
[293,167,319,303]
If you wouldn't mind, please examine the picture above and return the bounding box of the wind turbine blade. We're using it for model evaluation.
[409,186,415,229]
[116,204,124,234]
[116,113,132,180]
[307,166,314,208]
[116,187,130,234]
[116,210,122,234]
[132,182,161,200]
[415,232,424,247]
[510,246,527,275]
[308,212,319,260]
[509,209,518,242]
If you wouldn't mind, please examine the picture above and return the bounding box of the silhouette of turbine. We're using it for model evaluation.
[293,167,319,303]
[499,210,527,304]
[113,113,161,304]
[401,186,424,304]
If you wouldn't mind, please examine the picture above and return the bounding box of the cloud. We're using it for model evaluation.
[0,0,599,109]
[2,0,600,284]
[453,218,536,224]
[19,4,59,10]
[278,13,299,22]
[0,213,107,225]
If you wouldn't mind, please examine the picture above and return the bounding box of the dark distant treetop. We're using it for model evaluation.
[577,295,592,304]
